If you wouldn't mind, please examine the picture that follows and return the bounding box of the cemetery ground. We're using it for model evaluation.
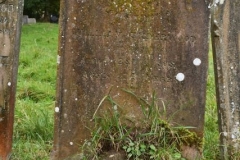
[11,23,218,159]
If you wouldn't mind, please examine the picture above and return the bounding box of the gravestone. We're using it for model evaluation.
[0,0,23,159]
[52,1,210,159]
[27,18,36,24]
[22,15,28,25]
[211,0,240,159]
[22,15,36,25]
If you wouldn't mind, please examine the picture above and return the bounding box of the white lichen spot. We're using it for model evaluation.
[231,134,236,139]
[57,55,61,64]
[231,66,234,69]
[193,58,201,66]
[113,105,118,111]
[223,132,228,137]
[55,107,60,113]
[75,98,78,101]
[8,82,11,86]
[214,0,225,5]
[70,142,73,145]
[109,155,115,158]
[74,17,76,20]
[61,130,64,133]
[176,73,185,82]
[220,0,225,4]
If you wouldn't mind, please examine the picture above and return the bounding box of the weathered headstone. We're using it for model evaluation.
[27,18,36,24]
[22,15,28,25]
[211,0,240,159]
[52,1,210,159]
[0,0,23,159]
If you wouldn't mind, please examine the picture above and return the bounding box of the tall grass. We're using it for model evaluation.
[203,45,220,159]
[12,23,58,160]
[11,23,219,159]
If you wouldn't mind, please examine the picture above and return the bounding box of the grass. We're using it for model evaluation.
[11,23,58,160]
[11,23,219,159]
[203,45,220,159]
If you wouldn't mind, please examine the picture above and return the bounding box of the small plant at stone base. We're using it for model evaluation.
[81,90,202,160]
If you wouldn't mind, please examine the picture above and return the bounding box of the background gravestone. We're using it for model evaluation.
[52,1,210,159]
[212,0,240,159]
[0,0,23,159]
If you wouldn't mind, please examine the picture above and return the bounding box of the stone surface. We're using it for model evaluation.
[27,18,36,24]
[52,1,210,159]
[211,0,240,159]
[22,16,36,25]
[22,15,28,25]
[0,0,23,159]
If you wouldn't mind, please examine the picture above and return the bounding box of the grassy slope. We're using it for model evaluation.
[12,23,58,160]
[11,23,219,159]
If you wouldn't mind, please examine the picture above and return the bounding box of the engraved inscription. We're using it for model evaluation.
[0,16,7,23]
[0,3,16,35]
[75,31,198,89]
[0,3,14,13]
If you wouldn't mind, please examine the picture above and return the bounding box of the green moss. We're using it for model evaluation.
[108,0,155,17]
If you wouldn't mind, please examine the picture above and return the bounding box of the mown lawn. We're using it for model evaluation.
[11,23,219,159]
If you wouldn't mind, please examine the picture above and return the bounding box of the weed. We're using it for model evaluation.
[81,90,202,160]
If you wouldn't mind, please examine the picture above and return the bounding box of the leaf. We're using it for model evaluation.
[137,150,141,156]
[173,126,196,129]
[129,142,135,146]
[149,144,156,151]
[140,144,146,149]
[128,153,133,158]
[91,95,109,120]
[127,147,132,153]
[173,153,181,159]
